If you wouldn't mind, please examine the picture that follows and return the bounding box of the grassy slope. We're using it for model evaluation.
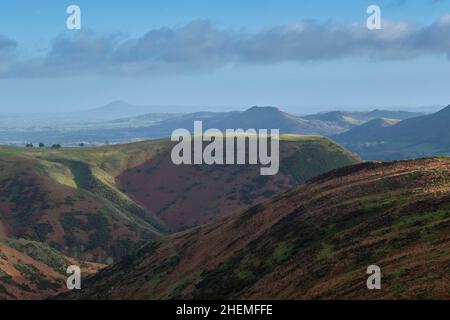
[0,140,172,262]
[66,158,450,300]
[0,238,103,300]
[0,136,359,244]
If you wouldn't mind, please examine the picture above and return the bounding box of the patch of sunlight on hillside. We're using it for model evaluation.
[342,116,365,125]
[279,134,324,141]
[35,160,77,189]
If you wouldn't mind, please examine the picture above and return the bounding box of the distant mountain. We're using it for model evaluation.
[303,109,422,127]
[333,118,399,143]
[104,107,419,139]
[0,106,424,146]
[63,158,450,299]
[365,109,423,120]
[84,101,244,121]
[334,105,450,160]
[304,111,357,123]
[85,101,160,121]
[0,106,351,145]
[215,106,327,133]
[133,106,350,138]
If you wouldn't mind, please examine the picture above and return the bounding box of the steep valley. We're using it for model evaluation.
[0,135,360,299]
[65,158,450,299]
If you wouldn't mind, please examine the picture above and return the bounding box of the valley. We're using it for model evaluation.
[64,158,450,300]
[0,133,359,298]
[2,0,450,305]
[1,104,450,300]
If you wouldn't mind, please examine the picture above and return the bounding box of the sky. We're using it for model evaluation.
[0,0,450,113]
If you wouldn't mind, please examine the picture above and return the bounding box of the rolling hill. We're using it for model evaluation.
[0,106,357,145]
[0,139,172,263]
[333,118,399,143]
[64,158,450,300]
[304,109,422,126]
[0,134,360,298]
[123,106,350,140]
[116,135,360,231]
[334,105,450,160]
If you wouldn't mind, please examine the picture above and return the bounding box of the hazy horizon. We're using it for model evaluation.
[0,99,445,116]
[1,0,450,113]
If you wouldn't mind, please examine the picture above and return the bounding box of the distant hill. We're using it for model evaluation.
[1,106,423,146]
[365,109,423,120]
[333,118,399,143]
[303,109,422,126]
[304,111,358,123]
[0,106,351,145]
[63,158,450,299]
[334,105,450,160]
[130,106,350,139]
[84,101,242,121]
[85,101,161,121]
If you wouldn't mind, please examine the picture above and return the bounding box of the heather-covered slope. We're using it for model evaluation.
[117,135,360,231]
[0,135,360,298]
[0,239,103,300]
[68,158,450,299]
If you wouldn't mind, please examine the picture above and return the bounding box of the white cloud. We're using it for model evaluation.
[1,17,450,77]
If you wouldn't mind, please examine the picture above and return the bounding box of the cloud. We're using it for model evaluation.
[237,20,419,62]
[2,17,450,78]
[0,35,17,55]
[112,21,237,74]
[0,35,17,74]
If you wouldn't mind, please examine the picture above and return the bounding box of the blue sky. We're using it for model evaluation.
[0,0,450,113]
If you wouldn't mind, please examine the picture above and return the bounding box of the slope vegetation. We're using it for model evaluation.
[0,140,172,262]
[68,158,450,299]
[0,239,103,300]
[117,135,360,231]
[0,135,360,298]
